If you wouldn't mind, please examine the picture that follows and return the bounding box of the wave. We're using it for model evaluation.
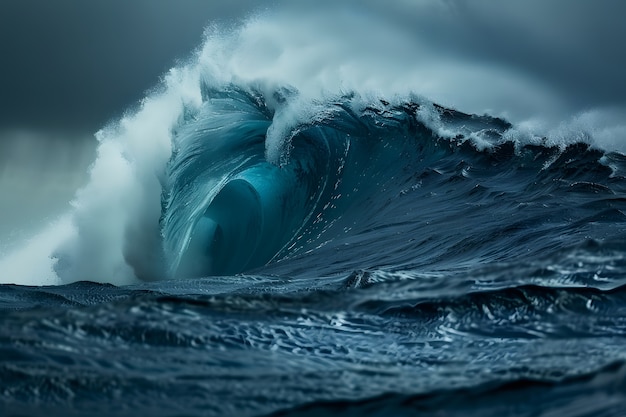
[52,81,623,285]
[161,86,504,278]
[38,79,626,285]
[1,9,625,286]
[160,83,626,282]
[263,361,626,417]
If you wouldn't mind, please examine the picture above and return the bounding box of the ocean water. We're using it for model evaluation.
[1,8,626,417]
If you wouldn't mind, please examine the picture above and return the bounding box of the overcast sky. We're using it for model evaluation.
[0,1,261,132]
[1,0,625,136]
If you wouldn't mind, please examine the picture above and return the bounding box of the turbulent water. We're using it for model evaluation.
[2,8,626,417]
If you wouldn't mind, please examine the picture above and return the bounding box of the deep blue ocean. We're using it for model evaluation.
[1,13,626,417]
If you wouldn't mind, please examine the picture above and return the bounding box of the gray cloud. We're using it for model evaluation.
[0,0,260,132]
[335,0,626,114]
[1,0,624,134]
[446,1,626,109]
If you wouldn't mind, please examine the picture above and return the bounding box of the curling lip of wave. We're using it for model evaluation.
[161,85,515,279]
[160,83,626,281]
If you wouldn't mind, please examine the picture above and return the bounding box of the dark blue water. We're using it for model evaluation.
[2,84,626,416]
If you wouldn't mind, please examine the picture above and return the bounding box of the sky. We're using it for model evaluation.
[0,1,261,132]
[1,0,625,134]
[0,0,625,240]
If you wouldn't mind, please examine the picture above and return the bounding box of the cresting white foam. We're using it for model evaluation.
[52,66,204,285]
[1,3,623,286]
[194,6,566,124]
[193,6,625,155]
[0,216,72,286]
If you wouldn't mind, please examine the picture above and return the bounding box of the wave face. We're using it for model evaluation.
[2,7,626,417]
[162,86,512,278]
[162,83,625,284]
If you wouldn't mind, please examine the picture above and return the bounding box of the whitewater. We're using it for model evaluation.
[1,4,626,417]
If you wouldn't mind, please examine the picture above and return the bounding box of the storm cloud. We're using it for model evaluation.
[0,1,259,131]
[1,0,624,133]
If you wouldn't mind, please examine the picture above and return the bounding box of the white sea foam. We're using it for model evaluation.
[0,216,72,286]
